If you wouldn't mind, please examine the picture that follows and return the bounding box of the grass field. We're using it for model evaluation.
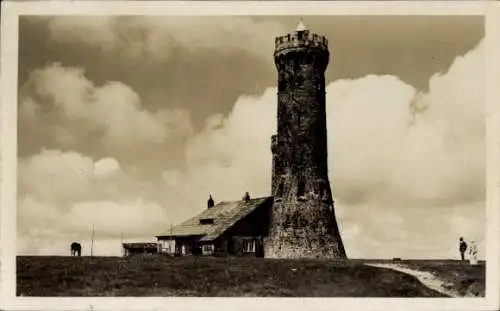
[385,259,486,297]
[16,256,485,297]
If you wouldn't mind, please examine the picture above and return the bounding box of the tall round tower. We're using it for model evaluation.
[265,21,347,259]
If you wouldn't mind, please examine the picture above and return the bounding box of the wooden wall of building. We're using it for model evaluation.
[215,199,272,257]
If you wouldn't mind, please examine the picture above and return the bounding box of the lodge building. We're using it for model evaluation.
[156,194,273,257]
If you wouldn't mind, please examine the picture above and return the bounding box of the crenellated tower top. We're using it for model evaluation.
[274,21,329,59]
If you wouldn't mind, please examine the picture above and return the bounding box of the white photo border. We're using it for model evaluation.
[1,1,499,311]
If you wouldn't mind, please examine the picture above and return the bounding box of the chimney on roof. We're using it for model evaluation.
[243,191,250,201]
[207,194,215,209]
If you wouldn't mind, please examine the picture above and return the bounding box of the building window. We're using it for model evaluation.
[202,244,214,254]
[277,182,284,197]
[161,240,175,253]
[242,239,256,253]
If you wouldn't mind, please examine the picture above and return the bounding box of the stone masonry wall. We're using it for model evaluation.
[266,31,346,259]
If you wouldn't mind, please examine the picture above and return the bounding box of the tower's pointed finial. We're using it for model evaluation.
[296,18,307,31]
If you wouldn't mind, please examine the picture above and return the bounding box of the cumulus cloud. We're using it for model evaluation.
[17,150,169,255]
[18,150,95,204]
[43,16,285,62]
[94,157,120,178]
[18,62,193,155]
[159,38,485,259]
[181,87,278,200]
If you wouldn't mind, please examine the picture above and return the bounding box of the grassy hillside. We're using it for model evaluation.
[16,256,467,297]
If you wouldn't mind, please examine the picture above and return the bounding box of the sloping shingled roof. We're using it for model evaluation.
[157,196,272,242]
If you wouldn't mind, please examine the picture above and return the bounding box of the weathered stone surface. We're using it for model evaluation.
[266,29,346,259]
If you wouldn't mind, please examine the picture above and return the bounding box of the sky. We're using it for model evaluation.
[15,15,485,259]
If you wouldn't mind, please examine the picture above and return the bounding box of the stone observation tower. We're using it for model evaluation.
[265,20,347,259]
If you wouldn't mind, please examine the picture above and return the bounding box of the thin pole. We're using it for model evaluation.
[121,231,124,257]
[90,224,95,258]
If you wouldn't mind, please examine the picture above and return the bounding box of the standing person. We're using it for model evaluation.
[459,237,467,262]
[469,240,478,266]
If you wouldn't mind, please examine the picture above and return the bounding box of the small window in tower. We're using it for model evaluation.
[318,181,325,195]
[305,53,313,64]
[295,76,304,87]
[297,180,306,197]
[278,79,286,92]
[277,182,284,197]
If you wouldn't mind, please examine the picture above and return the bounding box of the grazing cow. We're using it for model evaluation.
[71,242,82,257]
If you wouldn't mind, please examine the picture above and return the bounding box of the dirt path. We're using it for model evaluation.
[365,263,461,298]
